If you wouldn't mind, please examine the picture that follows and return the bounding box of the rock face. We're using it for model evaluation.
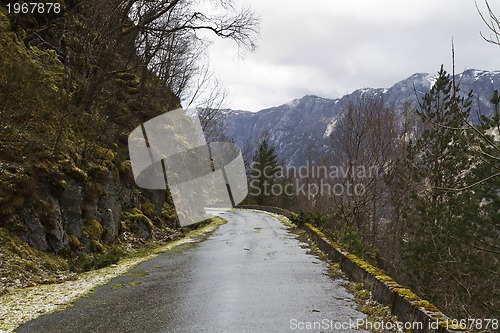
[90,173,130,244]
[59,179,84,238]
[0,6,180,256]
[6,171,144,254]
[7,208,49,252]
[45,197,68,253]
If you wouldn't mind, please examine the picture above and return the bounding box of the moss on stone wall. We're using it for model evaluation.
[82,219,103,241]
[301,221,463,332]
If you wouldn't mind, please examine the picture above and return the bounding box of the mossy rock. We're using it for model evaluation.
[68,234,85,251]
[119,160,132,173]
[121,208,155,238]
[87,164,109,181]
[0,192,25,216]
[64,164,88,182]
[83,181,107,206]
[161,201,177,221]
[69,167,87,182]
[91,240,104,253]
[34,199,58,231]
[0,7,11,32]
[140,202,155,218]
[82,219,103,240]
[93,147,116,168]
[118,160,134,183]
[57,179,67,191]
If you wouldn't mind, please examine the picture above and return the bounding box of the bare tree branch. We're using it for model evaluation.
[476,0,500,45]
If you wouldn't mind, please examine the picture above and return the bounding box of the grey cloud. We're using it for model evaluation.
[203,0,500,111]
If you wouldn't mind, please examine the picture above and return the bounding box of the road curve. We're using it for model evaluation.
[16,209,368,333]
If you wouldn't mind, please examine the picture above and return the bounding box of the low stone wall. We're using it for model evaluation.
[241,206,465,333]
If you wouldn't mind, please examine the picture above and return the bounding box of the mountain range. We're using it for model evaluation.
[222,69,500,166]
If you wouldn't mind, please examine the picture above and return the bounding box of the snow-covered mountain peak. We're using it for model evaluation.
[222,69,500,165]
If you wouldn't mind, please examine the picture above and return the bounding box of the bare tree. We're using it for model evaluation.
[128,1,257,141]
[194,80,231,142]
[477,0,500,45]
[48,0,258,158]
[69,0,258,105]
[329,97,402,250]
[124,0,259,51]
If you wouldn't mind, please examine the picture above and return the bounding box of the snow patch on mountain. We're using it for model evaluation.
[426,74,438,88]
[223,69,500,166]
[323,116,339,138]
[285,98,300,108]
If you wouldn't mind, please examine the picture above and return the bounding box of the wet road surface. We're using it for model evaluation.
[16,210,368,332]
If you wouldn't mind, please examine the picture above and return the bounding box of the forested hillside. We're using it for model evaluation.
[0,0,257,291]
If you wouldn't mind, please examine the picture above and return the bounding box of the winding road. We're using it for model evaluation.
[16,210,368,332]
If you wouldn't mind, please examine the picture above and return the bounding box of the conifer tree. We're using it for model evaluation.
[249,140,280,205]
[401,66,496,317]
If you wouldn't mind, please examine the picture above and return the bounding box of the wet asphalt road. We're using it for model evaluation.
[16,210,368,333]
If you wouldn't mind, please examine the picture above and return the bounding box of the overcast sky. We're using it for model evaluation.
[202,0,500,112]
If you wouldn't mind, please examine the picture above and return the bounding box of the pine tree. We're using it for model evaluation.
[248,140,280,205]
[401,66,495,317]
[467,90,500,315]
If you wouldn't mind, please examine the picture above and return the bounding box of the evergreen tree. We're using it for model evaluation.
[467,91,500,315]
[401,66,497,317]
[248,140,280,206]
